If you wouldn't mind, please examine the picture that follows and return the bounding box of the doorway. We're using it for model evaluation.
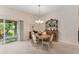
[0,19,17,44]
[5,20,17,43]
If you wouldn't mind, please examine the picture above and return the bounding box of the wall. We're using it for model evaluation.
[0,6,78,45]
[41,6,79,45]
[0,6,36,41]
[78,8,79,30]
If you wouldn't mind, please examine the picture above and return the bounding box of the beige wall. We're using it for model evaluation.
[0,6,36,40]
[41,6,79,45]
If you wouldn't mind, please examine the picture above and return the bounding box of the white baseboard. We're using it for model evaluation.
[59,40,79,47]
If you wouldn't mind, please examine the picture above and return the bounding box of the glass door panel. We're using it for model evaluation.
[5,20,17,43]
[0,19,4,44]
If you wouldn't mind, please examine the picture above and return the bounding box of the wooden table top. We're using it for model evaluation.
[36,33,50,39]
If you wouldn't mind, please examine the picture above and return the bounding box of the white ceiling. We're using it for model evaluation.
[5,5,62,17]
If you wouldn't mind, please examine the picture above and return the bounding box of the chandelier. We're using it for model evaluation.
[35,5,43,24]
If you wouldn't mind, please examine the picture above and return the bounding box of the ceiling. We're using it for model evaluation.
[5,5,62,17]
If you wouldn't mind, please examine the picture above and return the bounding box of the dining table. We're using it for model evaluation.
[35,33,51,44]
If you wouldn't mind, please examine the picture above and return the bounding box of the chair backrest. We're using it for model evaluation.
[50,34,53,42]
[31,32,37,43]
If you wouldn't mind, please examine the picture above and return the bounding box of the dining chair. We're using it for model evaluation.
[42,34,54,48]
[31,31,42,48]
[31,31,37,44]
[49,34,54,48]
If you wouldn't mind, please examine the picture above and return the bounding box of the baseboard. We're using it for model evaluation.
[59,40,79,47]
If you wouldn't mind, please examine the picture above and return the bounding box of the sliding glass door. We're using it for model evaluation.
[0,19,17,44]
[0,19,4,44]
[5,20,17,43]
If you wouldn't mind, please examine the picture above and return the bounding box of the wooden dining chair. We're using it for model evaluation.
[42,34,54,48]
[49,34,54,48]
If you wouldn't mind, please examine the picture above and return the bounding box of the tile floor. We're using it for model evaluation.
[0,40,79,54]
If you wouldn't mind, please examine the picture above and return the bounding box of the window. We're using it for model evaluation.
[0,19,17,44]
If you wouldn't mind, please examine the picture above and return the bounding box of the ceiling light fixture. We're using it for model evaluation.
[35,5,43,24]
